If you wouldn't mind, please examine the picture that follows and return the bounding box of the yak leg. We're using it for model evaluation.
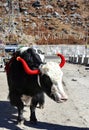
[17,102,24,123]
[9,91,24,123]
[30,97,38,123]
[37,92,44,109]
[30,93,44,123]
[30,105,37,123]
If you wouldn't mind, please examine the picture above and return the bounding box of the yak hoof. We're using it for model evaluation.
[17,117,24,124]
[38,104,44,109]
[30,118,37,124]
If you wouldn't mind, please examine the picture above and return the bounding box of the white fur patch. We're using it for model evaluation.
[39,53,45,62]
[21,94,32,105]
[39,62,68,102]
[40,62,63,82]
[20,47,29,53]
[33,47,45,62]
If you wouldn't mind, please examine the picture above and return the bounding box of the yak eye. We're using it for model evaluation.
[51,86,56,92]
[37,50,42,54]
[37,49,45,54]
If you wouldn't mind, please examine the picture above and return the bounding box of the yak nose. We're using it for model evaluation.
[61,94,68,101]
[61,98,68,102]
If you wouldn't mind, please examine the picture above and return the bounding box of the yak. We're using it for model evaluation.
[5,47,68,124]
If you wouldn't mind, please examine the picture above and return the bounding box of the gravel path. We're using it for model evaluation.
[0,61,89,130]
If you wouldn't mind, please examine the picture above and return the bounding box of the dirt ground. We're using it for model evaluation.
[0,59,89,130]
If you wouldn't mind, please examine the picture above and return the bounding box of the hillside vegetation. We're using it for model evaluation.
[0,0,89,45]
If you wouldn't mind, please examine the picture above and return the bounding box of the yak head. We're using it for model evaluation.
[39,62,68,103]
[16,47,45,74]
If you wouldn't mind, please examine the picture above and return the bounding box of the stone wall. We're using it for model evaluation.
[33,45,89,57]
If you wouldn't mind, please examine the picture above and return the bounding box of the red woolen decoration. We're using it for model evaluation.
[17,56,40,75]
[57,53,66,68]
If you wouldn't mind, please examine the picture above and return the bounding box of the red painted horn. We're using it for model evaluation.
[57,53,66,68]
[17,57,40,75]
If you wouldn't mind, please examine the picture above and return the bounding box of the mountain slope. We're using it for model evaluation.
[0,0,89,45]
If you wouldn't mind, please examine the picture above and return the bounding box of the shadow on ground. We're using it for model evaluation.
[0,101,89,130]
[25,121,89,130]
[0,101,21,130]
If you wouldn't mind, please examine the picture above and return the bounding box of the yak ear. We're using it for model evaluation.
[11,50,20,57]
[14,50,20,56]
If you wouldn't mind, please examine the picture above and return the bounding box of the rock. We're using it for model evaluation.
[45,5,53,9]
[24,11,28,15]
[0,0,89,45]
[70,13,81,19]
[31,22,37,29]
[32,1,41,8]
[52,11,61,18]
[72,79,77,81]
[29,12,37,17]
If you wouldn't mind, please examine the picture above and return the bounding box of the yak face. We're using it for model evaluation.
[17,47,45,69]
[39,62,68,103]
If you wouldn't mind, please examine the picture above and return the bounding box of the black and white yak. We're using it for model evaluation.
[5,47,68,124]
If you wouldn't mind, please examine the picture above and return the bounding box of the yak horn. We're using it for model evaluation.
[57,53,66,68]
[17,57,40,75]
